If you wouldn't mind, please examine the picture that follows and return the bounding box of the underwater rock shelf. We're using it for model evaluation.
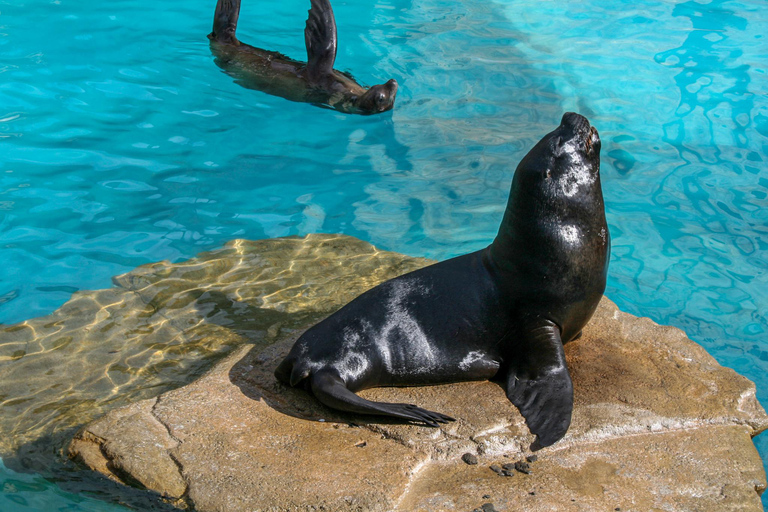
[11,234,765,511]
[0,233,429,461]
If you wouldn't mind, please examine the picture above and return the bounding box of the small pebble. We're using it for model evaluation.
[482,494,491,499]
[529,491,536,496]
[514,461,531,474]
[490,464,514,477]
[526,454,538,463]
[462,453,479,465]
[481,504,498,512]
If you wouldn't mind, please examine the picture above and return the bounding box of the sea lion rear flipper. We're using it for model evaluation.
[310,370,454,427]
[304,0,338,80]
[505,319,573,448]
[209,0,241,45]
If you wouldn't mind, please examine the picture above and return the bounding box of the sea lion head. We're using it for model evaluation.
[356,79,398,114]
[516,112,601,197]
[490,113,605,273]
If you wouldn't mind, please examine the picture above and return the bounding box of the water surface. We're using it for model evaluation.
[1,0,766,508]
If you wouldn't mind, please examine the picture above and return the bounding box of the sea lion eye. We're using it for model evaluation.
[376,92,386,104]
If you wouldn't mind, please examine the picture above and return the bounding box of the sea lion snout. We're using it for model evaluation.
[559,112,600,157]
[385,78,398,100]
[561,112,589,131]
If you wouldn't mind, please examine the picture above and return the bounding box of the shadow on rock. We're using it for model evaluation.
[190,289,346,423]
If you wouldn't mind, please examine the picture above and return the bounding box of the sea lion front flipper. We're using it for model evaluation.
[304,0,338,81]
[505,319,573,448]
[310,370,455,427]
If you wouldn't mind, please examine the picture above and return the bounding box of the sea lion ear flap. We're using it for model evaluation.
[305,0,338,80]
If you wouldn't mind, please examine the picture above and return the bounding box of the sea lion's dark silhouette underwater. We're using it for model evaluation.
[208,0,398,114]
[275,113,610,448]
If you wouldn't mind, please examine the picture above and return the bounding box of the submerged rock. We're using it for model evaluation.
[0,234,429,461]
[3,234,766,511]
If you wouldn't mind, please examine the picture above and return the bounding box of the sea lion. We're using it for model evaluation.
[275,113,609,447]
[208,0,398,115]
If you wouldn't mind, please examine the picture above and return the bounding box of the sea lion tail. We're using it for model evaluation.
[209,0,241,45]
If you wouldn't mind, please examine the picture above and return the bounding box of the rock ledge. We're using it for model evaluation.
[67,234,768,511]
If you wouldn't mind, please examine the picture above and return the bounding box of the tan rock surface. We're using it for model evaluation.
[61,236,768,511]
[401,425,765,512]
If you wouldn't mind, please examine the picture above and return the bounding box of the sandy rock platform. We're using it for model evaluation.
[64,235,767,511]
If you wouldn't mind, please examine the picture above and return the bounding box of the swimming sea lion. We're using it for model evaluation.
[208,0,398,115]
[275,113,609,447]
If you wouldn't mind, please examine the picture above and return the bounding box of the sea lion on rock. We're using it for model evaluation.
[275,113,610,447]
[208,0,398,115]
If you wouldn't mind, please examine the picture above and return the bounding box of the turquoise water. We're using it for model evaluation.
[0,459,132,512]
[1,0,767,509]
